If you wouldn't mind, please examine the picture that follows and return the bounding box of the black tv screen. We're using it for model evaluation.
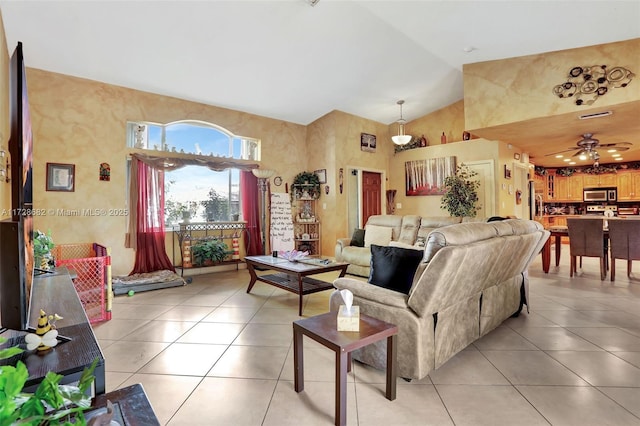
[0,41,34,331]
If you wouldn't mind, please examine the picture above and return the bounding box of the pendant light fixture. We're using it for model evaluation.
[391,100,412,145]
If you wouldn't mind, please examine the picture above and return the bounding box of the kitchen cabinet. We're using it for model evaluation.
[617,171,640,201]
[550,173,583,201]
[583,173,617,188]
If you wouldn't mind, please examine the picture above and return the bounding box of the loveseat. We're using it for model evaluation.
[330,219,549,380]
[335,214,478,277]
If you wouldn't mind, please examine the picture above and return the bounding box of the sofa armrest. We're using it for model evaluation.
[335,237,353,259]
[333,277,409,309]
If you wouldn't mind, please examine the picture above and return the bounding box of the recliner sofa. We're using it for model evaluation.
[335,214,479,277]
[330,219,549,380]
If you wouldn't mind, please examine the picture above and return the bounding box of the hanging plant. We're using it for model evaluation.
[440,164,480,218]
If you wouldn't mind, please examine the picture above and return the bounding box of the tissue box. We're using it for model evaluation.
[337,305,360,331]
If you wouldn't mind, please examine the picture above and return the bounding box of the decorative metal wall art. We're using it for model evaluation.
[553,65,634,106]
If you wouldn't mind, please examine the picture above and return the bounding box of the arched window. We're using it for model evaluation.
[126,120,260,225]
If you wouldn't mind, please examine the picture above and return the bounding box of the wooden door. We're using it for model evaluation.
[361,171,381,225]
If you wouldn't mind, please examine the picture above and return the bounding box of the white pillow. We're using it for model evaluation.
[364,225,393,247]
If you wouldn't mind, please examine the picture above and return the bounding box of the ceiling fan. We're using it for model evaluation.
[545,133,632,165]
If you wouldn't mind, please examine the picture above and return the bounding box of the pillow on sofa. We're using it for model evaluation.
[369,244,423,294]
[350,228,365,247]
[364,225,392,247]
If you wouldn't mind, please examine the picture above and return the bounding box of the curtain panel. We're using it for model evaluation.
[128,159,175,274]
[240,170,262,256]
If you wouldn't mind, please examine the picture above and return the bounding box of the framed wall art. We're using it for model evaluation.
[360,133,376,153]
[504,164,512,179]
[314,169,327,184]
[405,156,456,196]
[46,162,75,192]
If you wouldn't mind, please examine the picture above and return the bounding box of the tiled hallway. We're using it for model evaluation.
[93,256,640,425]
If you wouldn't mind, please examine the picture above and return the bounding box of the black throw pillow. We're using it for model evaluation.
[350,228,365,247]
[369,244,423,294]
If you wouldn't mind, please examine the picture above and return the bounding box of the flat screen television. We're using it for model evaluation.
[0,41,34,331]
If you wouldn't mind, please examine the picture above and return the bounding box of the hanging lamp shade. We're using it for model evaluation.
[391,100,412,145]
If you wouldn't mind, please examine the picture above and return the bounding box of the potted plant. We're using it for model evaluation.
[33,229,55,271]
[0,336,98,425]
[292,171,320,200]
[191,239,232,266]
[440,164,480,217]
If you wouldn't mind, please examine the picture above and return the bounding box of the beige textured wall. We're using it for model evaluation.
[0,10,9,219]
[464,38,640,130]
[27,69,306,275]
[404,100,467,146]
[307,110,391,254]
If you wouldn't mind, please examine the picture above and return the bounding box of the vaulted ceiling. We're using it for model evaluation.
[1,1,639,167]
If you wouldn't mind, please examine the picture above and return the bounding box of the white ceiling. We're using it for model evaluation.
[1,0,639,166]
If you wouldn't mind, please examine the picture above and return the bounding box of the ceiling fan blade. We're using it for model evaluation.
[603,146,630,152]
[572,149,588,157]
[598,142,632,148]
[544,147,580,156]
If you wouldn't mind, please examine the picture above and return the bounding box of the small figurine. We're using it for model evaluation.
[25,309,63,352]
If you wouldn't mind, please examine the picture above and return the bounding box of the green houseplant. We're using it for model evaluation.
[0,336,98,425]
[440,164,480,217]
[191,239,232,266]
[33,230,55,271]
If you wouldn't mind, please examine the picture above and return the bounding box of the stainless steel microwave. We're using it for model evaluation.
[583,187,617,202]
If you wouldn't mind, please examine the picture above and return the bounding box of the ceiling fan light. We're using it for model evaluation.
[579,154,587,160]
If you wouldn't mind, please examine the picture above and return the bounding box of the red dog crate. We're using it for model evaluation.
[53,243,112,324]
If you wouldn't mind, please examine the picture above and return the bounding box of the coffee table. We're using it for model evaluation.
[293,311,398,426]
[244,255,349,315]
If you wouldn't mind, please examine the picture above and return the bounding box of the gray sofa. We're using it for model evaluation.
[330,219,549,380]
[335,214,478,277]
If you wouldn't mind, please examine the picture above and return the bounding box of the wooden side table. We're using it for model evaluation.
[293,312,398,426]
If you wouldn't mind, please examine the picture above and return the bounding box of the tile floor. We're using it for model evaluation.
[93,255,640,425]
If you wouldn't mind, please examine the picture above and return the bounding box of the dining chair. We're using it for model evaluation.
[607,218,640,282]
[567,218,607,280]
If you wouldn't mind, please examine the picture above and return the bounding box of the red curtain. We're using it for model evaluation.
[240,171,262,255]
[130,159,175,274]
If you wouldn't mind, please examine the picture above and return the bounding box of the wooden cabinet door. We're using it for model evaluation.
[599,174,617,187]
[583,175,600,187]
[617,171,634,201]
[567,174,583,201]
[633,173,640,200]
[554,176,569,201]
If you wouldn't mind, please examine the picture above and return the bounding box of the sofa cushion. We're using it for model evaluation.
[350,228,365,247]
[369,244,423,294]
[364,224,392,247]
[389,241,423,251]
